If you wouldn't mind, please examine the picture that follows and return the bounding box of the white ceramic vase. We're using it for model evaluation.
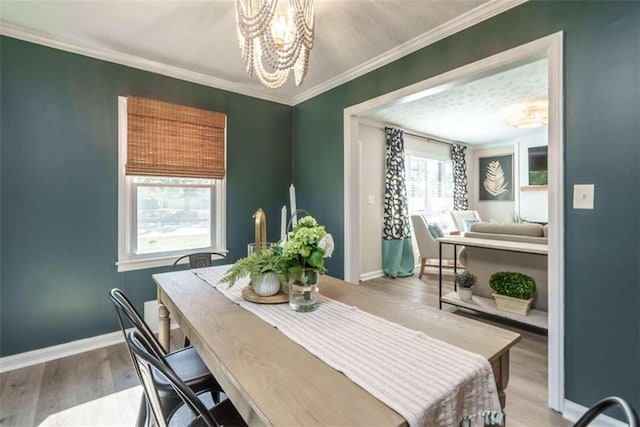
[252,272,281,296]
[458,286,474,302]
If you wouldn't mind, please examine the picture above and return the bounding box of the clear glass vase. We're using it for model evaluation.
[288,269,319,312]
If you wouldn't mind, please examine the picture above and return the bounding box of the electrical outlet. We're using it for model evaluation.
[368,195,375,205]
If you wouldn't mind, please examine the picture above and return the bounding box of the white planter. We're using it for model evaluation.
[458,287,474,302]
[252,272,281,296]
[493,293,533,316]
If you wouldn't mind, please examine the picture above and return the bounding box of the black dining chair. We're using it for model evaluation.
[172,251,226,346]
[573,396,638,427]
[109,288,223,427]
[127,329,247,427]
[172,252,227,271]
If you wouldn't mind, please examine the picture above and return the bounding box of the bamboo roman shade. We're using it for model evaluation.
[126,96,226,179]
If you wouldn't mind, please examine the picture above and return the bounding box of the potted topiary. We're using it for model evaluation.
[455,271,476,302]
[219,249,287,297]
[489,271,536,315]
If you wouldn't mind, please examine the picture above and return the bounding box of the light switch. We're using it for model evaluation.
[573,184,595,209]
[367,195,375,205]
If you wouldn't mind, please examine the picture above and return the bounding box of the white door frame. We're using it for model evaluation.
[343,32,564,411]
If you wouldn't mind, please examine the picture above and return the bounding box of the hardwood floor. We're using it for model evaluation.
[0,273,570,426]
[364,273,569,426]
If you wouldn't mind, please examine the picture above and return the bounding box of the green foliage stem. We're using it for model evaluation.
[219,249,287,289]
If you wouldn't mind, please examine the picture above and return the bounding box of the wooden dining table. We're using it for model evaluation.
[153,269,521,426]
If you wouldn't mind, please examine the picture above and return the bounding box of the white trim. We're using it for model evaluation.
[0,1,525,107]
[0,330,124,373]
[467,140,518,151]
[0,22,292,106]
[0,320,180,374]
[563,400,628,427]
[116,97,227,272]
[546,32,565,412]
[116,251,228,272]
[360,270,385,282]
[343,32,565,410]
[292,0,528,105]
[117,97,129,270]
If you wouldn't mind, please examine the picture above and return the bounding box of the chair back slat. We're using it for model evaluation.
[172,252,226,271]
[127,330,219,427]
[109,288,165,358]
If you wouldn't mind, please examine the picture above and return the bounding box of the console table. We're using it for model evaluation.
[437,235,549,330]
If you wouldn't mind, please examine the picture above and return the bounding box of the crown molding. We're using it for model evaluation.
[292,0,528,105]
[0,0,526,107]
[0,21,293,106]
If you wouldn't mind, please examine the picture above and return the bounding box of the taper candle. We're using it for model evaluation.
[280,205,287,242]
[289,184,298,226]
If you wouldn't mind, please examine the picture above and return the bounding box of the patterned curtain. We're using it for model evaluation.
[382,128,414,278]
[451,144,469,210]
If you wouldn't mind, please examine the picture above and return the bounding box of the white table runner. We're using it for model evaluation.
[194,265,502,427]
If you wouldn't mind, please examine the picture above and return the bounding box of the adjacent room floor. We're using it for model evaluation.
[0,272,570,426]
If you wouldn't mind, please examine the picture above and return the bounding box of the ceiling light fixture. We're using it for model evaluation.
[508,103,549,129]
[234,0,315,89]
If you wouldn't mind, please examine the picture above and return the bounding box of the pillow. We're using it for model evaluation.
[463,219,480,232]
[471,222,543,237]
[427,223,444,239]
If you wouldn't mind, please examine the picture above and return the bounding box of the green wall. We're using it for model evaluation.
[294,0,639,415]
[1,0,639,417]
[0,37,293,356]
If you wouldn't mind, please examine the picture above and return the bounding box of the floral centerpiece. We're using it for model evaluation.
[282,215,334,283]
[281,215,334,311]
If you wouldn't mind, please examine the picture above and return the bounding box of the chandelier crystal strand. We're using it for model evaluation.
[235,0,315,89]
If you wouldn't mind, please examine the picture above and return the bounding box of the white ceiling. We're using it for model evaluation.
[364,58,549,144]
[0,0,541,142]
[0,0,527,105]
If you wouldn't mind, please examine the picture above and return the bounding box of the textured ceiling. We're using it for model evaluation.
[0,0,492,102]
[365,59,548,144]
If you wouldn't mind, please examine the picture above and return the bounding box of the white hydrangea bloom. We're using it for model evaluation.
[318,234,334,258]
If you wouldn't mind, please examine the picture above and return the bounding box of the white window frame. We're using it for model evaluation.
[404,149,454,224]
[116,97,227,272]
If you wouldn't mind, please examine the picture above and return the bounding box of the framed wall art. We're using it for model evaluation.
[479,154,513,201]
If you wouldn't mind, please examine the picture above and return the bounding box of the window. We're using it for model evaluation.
[405,152,454,231]
[117,97,226,272]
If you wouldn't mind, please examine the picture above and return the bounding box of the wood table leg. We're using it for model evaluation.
[158,301,170,352]
[491,351,510,419]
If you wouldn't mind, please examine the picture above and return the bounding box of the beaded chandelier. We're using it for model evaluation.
[234,0,315,89]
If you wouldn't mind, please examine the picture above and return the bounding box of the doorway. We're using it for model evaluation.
[342,32,564,411]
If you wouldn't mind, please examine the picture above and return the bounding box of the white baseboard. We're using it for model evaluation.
[359,266,452,281]
[0,300,178,374]
[360,269,385,281]
[563,399,628,427]
[0,330,125,373]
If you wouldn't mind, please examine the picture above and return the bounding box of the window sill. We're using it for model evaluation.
[116,250,228,272]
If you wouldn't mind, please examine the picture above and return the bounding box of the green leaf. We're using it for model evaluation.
[308,250,324,269]
[219,249,287,288]
[289,264,303,275]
